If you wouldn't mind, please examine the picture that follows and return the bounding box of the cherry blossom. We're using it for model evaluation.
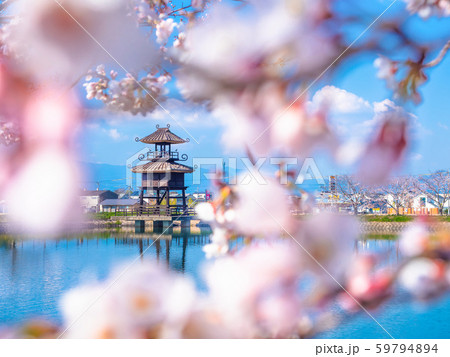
[61,262,198,338]
[83,65,170,115]
[202,227,229,259]
[340,255,393,311]
[398,258,448,299]
[203,243,303,338]
[231,175,294,237]
[297,212,359,282]
[2,88,81,235]
[403,0,450,19]
[4,0,157,83]
[215,82,337,157]
[175,0,337,102]
[357,105,408,185]
[195,202,215,222]
[374,56,398,89]
[191,0,206,10]
[156,17,177,45]
[399,221,430,257]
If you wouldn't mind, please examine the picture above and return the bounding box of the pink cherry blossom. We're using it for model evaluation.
[202,227,229,259]
[61,262,198,338]
[156,18,177,45]
[399,222,430,257]
[176,0,337,101]
[5,0,158,83]
[231,175,294,237]
[374,56,398,89]
[203,243,303,338]
[403,0,450,19]
[340,255,393,311]
[398,258,448,299]
[357,106,408,185]
[195,202,215,222]
[2,88,81,235]
[297,212,359,284]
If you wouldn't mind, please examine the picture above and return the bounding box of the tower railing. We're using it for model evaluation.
[142,179,186,188]
[145,151,179,160]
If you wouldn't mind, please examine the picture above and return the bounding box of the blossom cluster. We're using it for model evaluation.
[0,56,81,235]
[397,220,450,299]
[374,55,428,104]
[175,0,336,101]
[57,245,313,339]
[2,0,156,84]
[403,0,450,19]
[84,65,171,116]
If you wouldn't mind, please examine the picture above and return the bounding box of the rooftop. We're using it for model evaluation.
[132,160,193,174]
[139,125,187,145]
[100,199,139,206]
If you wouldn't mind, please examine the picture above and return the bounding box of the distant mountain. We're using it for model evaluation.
[298,179,327,193]
[79,162,213,192]
[79,162,128,191]
[79,161,329,194]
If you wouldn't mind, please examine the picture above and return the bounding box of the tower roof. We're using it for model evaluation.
[131,160,193,174]
[138,125,187,144]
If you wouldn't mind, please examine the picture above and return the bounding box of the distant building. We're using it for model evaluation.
[99,199,139,212]
[192,190,212,202]
[114,188,129,199]
[386,193,450,215]
[80,190,119,212]
[329,175,336,195]
[122,190,141,200]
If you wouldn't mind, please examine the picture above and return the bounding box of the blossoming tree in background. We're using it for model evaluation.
[417,170,450,215]
[1,0,450,338]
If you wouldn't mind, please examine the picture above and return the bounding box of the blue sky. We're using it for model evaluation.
[76,0,450,185]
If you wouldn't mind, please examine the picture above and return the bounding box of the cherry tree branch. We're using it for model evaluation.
[424,39,450,68]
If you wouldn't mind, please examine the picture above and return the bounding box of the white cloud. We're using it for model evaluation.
[438,122,449,130]
[309,86,426,140]
[411,153,423,161]
[373,98,397,113]
[309,85,371,113]
[108,128,121,140]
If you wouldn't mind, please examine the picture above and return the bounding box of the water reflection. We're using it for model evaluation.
[0,233,401,327]
[1,232,449,338]
[356,238,401,269]
[0,226,211,325]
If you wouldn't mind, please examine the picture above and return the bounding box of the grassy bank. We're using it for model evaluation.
[88,212,127,221]
[362,215,413,222]
[361,233,398,240]
[361,215,450,222]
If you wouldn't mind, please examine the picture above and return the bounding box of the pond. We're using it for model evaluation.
[0,228,449,338]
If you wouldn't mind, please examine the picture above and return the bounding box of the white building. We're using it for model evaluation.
[386,193,450,215]
[80,190,118,213]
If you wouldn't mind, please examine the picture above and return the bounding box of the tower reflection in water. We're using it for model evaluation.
[114,225,211,273]
[0,226,213,324]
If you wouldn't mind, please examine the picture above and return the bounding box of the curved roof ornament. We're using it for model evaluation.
[139,126,188,144]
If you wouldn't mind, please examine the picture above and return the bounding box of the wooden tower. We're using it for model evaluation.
[132,124,193,214]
